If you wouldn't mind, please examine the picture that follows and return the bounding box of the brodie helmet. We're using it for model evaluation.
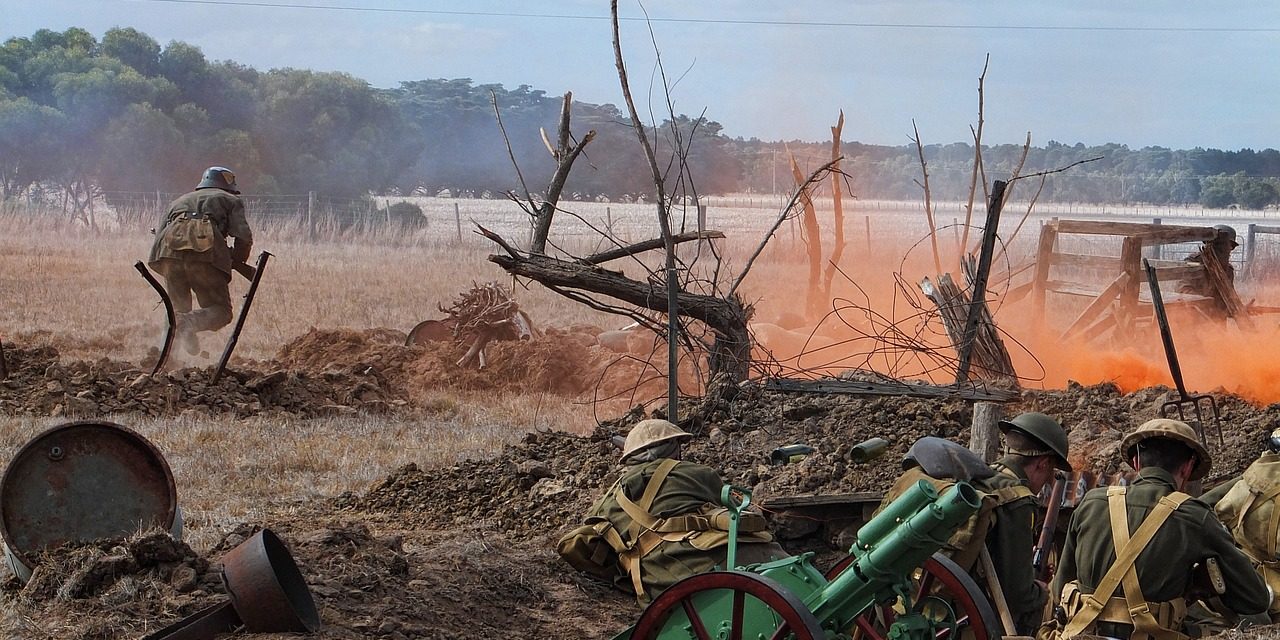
[621,419,691,461]
[196,166,240,194]
[1122,418,1211,481]
[999,412,1072,471]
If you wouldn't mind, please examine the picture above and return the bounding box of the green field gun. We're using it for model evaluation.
[614,478,996,640]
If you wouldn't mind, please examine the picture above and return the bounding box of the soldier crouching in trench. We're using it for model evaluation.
[147,166,253,356]
[557,419,785,602]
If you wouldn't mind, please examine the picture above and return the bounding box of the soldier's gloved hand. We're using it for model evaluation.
[231,237,252,264]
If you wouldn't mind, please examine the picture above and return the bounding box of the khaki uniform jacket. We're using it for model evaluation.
[1052,467,1269,617]
[977,458,1047,635]
[148,188,252,276]
[587,459,726,600]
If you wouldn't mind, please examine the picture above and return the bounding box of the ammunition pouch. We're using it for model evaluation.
[556,518,625,581]
[1058,581,1188,640]
[161,213,218,253]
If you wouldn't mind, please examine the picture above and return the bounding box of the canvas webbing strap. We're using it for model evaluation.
[1243,485,1280,558]
[1061,487,1189,639]
[616,458,679,538]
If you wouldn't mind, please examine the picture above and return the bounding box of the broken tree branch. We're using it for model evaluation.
[530,92,597,255]
[577,231,725,266]
[728,158,842,298]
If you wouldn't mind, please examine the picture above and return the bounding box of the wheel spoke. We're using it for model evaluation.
[915,570,936,603]
[855,615,888,640]
[730,589,744,640]
[768,623,793,640]
[681,596,712,640]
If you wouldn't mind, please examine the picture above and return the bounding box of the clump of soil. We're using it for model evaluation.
[3,532,221,638]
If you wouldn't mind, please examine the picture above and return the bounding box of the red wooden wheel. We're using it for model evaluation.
[825,553,1002,640]
[630,571,825,640]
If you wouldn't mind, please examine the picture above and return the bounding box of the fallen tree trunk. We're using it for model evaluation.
[484,228,752,381]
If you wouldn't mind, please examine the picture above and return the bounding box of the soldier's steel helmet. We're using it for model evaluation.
[1213,224,1239,248]
[1122,418,1211,481]
[622,419,691,460]
[1267,427,1280,453]
[998,412,1072,471]
[197,166,240,194]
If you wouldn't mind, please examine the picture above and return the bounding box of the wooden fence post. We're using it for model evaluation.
[1247,223,1258,279]
[970,402,1002,463]
[307,191,316,241]
[1151,218,1162,260]
[454,202,462,243]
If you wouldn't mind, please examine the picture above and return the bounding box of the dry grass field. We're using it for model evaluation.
[4,196,1280,637]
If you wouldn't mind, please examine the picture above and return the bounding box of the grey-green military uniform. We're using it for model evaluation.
[1052,467,1269,637]
[147,188,252,333]
[587,458,780,601]
[979,457,1047,635]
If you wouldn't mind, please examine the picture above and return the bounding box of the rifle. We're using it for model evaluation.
[232,261,256,280]
[1033,474,1068,582]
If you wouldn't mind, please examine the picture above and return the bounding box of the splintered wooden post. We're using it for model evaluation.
[955,180,1008,384]
[970,402,1003,463]
[1031,220,1058,331]
[1151,218,1163,260]
[864,216,871,254]
[697,204,707,234]
[454,203,462,243]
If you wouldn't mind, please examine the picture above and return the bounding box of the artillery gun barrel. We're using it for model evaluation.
[852,479,938,550]
[808,481,981,624]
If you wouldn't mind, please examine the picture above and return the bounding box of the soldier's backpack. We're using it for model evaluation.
[874,437,1032,571]
[1214,453,1280,614]
[160,210,217,253]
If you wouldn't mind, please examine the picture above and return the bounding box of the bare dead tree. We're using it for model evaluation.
[911,120,943,275]
[822,111,848,303]
[959,55,990,263]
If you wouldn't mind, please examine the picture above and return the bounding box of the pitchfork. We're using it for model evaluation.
[1143,259,1223,446]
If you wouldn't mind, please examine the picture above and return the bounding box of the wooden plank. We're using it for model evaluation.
[1151,264,1203,281]
[1050,252,1122,270]
[1044,281,1107,298]
[1080,311,1118,342]
[763,492,884,509]
[1060,273,1128,340]
[1117,236,1143,339]
[1252,225,1280,235]
[1135,228,1216,246]
[1054,220,1172,236]
[1031,223,1058,329]
[760,377,1019,402]
[1003,280,1033,304]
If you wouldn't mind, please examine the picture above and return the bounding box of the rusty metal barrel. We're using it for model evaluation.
[1,420,182,581]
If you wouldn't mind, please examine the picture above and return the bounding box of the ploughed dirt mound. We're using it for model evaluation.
[0,514,636,640]
[0,327,640,418]
[340,381,1280,548]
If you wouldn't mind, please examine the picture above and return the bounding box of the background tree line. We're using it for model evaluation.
[2,27,1278,216]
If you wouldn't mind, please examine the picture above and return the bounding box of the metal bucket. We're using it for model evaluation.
[0,420,182,582]
[142,529,320,639]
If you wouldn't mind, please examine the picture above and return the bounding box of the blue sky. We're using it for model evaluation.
[7,0,1279,150]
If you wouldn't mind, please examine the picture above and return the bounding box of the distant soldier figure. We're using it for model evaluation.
[147,167,252,355]
[876,412,1071,636]
[557,419,783,602]
[1178,225,1239,311]
[1047,419,1268,640]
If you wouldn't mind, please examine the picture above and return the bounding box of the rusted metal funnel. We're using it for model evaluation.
[0,420,181,581]
[143,529,320,639]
